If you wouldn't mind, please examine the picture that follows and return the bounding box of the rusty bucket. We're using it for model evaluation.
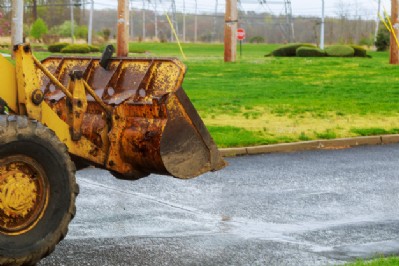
[38,55,226,179]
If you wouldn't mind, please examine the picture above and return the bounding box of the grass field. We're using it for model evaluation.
[128,42,399,147]
[4,42,399,148]
[345,256,399,266]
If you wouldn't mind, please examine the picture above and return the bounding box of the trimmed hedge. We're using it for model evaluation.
[296,47,326,57]
[266,43,316,57]
[325,45,355,57]
[88,45,100,52]
[264,44,369,59]
[48,42,68,53]
[250,36,265,43]
[61,44,91,53]
[49,43,99,53]
[350,45,368,57]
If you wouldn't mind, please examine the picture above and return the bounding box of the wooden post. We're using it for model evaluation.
[117,0,129,57]
[390,0,399,64]
[224,0,237,62]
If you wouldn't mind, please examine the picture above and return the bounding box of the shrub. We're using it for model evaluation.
[30,18,48,41]
[375,25,390,51]
[42,34,60,45]
[102,28,111,42]
[296,47,326,57]
[48,42,69,52]
[359,35,374,47]
[50,21,74,38]
[99,44,116,53]
[265,43,316,57]
[61,44,91,54]
[350,45,368,57]
[88,45,100,52]
[325,45,354,57]
[0,12,11,36]
[75,25,88,39]
[23,24,30,38]
[250,36,265,43]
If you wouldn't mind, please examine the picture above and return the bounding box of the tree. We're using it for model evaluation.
[36,0,74,27]
[30,18,48,41]
[75,25,88,39]
[0,11,11,36]
[335,0,350,43]
[25,0,38,23]
[52,20,75,37]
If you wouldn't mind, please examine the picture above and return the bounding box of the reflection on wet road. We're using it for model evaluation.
[39,144,399,265]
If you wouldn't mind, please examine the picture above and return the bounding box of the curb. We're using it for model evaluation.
[219,135,399,157]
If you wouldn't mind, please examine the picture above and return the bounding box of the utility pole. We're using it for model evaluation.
[154,0,158,40]
[70,0,75,44]
[88,0,94,45]
[213,0,219,42]
[117,0,129,57]
[320,0,325,49]
[224,0,237,62]
[183,0,186,42]
[142,0,146,40]
[194,0,198,42]
[130,0,134,40]
[11,0,23,55]
[171,0,178,42]
[375,0,381,42]
[284,0,294,42]
[390,0,399,64]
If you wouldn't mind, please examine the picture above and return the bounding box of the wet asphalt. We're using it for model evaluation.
[38,144,399,266]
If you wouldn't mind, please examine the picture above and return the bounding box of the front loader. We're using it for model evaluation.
[0,44,226,265]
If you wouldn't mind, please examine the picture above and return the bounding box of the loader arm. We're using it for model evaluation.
[0,54,18,113]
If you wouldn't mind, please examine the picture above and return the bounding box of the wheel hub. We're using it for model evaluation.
[0,156,49,235]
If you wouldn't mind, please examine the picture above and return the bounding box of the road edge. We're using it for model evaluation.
[219,135,399,157]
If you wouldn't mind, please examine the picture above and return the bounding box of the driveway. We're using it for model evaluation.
[39,144,399,265]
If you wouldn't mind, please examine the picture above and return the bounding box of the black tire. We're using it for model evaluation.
[70,155,91,171]
[0,115,79,266]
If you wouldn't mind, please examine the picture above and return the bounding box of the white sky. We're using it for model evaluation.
[93,0,391,20]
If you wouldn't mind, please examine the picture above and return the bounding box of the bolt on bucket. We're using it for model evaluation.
[37,54,226,179]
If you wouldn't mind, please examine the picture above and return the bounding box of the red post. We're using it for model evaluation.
[117,0,129,57]
[390,0,399,64]
[224,0,237,62]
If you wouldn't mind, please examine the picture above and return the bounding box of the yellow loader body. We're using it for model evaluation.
[1,44,225,179]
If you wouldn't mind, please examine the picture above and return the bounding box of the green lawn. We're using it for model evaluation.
[129,43,399,147]
[4,42,399,148]
[345,256,399,266]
